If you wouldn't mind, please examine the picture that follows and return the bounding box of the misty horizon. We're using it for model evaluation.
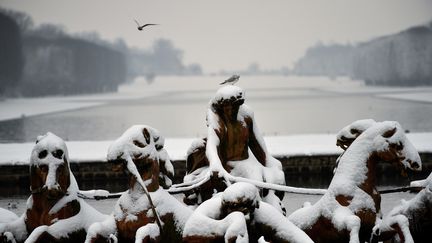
[1,0,431,73]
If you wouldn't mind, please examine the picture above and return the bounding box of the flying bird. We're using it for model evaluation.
[134,19,158,31]
[220,74,240,85]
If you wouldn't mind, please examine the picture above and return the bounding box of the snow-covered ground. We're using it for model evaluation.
[378,92,432,103]
[0,133,431,165]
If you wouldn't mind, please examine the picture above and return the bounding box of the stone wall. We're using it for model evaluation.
[1,153,431,195]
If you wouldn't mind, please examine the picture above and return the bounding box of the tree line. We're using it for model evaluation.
[292,23,432,86]
[0,8,202,97]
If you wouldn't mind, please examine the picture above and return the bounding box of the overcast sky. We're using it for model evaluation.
[1,0,432,73]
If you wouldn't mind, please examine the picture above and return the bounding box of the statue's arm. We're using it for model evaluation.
[246,114,267,166]
[206,109,226,173]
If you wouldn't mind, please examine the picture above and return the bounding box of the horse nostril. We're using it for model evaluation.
[374,228,380,235]
[134,153,142,159]
[38,150,48,159]
[117,152,124,159]
[411,161,420,170]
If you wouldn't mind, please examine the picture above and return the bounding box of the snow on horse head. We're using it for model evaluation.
[85,125,191,243]
[29,133,73,201]
[0,132,107,243]
[288,121,422,243]
[108,125,160,192]
[336,119,377,150]
[371,172,432,243]
[333,119,377,173]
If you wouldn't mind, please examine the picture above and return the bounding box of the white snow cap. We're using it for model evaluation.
[336,119,376,143]
[222,182,260,205]
[211,85,245,106]
[29,132,79,194]
[107,125,157,161]
[31,132,69,165]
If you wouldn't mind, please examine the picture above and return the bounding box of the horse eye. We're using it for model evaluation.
[38,150,48,159]
[39,165,48,173]
[390,142,404,151]
[133,140,146,148]
[396,142,404,150]
[52,149,64,159]
[350,128,359,135]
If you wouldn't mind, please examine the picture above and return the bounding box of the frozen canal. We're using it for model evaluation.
[1,76,432,142]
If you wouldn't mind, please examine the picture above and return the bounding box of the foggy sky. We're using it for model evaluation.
[1,0,431,73]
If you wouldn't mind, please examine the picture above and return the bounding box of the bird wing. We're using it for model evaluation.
[134,19,140,26]
[142,24,158,28]
[220,77,232,85]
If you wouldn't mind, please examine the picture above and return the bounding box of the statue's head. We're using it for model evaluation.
[211,85,245,112]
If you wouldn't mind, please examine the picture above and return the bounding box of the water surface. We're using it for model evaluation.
[1,76,431,142]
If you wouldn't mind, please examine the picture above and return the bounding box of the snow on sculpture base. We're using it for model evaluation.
[183,182,313,243]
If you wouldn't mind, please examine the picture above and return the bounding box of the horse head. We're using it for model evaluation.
[30,132,74,200]
[107,125,160,192]
[336,119,376,150]
[371,121,422,173]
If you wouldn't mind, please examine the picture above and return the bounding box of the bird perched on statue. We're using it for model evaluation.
[220,74,240,85]
[134,19,158,31]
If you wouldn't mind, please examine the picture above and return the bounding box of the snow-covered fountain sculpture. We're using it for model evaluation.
[288,121,422,243]
[0,132,107,243]
[176,85,286,213]
[183,182,313,243]
[85,125,192,243]
[371,172,432,243]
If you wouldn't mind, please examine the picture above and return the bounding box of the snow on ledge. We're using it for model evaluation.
[0,133,431,166]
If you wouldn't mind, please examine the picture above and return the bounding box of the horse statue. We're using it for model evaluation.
[371,172,432,243]
[288,121,422,243]
[183,182,313,243]
[0,132,107,243]
[85,125,192,243]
